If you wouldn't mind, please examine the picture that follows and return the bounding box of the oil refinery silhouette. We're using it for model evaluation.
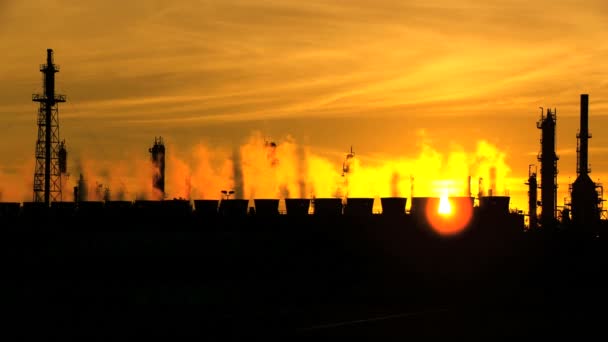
[4,50,608,338]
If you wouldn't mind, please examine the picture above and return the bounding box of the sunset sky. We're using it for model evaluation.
[1,0,608,211]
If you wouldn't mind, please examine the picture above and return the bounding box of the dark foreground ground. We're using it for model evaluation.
[4,214,608,339]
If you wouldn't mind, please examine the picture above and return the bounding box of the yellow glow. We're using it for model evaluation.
[438,190,452,216]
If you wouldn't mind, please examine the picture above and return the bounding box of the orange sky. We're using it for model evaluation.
[1,0,608,211]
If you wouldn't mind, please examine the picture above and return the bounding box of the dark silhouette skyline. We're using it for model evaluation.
[3,2,608,339]
[3,1,608,211]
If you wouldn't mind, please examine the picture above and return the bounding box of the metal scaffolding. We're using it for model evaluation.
[32,49,66,205]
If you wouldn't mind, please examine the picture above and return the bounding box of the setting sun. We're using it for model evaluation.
[438,191,452,216]
[426,194,474,237]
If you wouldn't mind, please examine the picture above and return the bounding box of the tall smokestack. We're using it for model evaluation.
[571,94,599,231]
[578,94,589,176]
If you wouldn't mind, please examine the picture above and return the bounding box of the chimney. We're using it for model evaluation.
[579,94,589,175]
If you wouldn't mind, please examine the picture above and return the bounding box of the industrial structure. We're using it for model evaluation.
[75,173,87,202]
[149,137,166,199]
[526,165,538,230]
[537,107,558,229]
[32,49,67,205]
[4,49,607,237]
[570,94,602,231]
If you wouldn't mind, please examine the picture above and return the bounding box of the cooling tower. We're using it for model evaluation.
[159,200,192,217]
[219,199,249,217]
[285,198,310,216]
[343,198,374,216]
[253,199,280,216]
[194,200,219,217]
[313,198,343,216]
[380,197,408,216]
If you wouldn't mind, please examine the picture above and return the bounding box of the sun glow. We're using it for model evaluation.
[426,188,474,237]
[438,190,452,216]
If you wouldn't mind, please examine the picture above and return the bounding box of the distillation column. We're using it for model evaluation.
[537,108,558,229]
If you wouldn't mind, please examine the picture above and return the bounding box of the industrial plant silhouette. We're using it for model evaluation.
[4,50,608,338]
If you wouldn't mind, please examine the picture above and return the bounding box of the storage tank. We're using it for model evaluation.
[253,199,280,216]
[285,198,310,216]
[313,198,343,216]
[380,197,407,216]
[343,197,374,216]
[219,199,249,217]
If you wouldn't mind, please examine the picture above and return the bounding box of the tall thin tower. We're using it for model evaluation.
[32,49,66,205]
[537,107,558,228]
